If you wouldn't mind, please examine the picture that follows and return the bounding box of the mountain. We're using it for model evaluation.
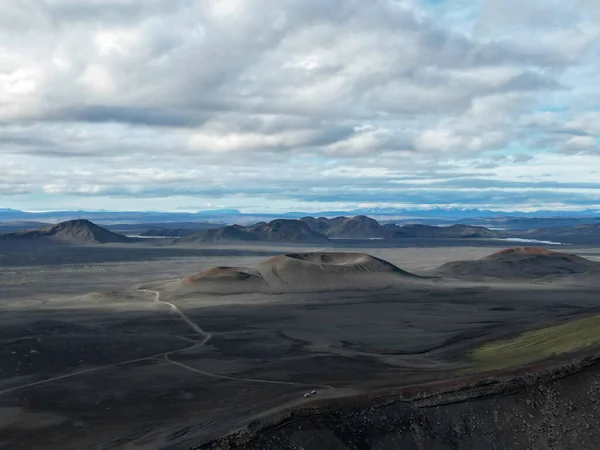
[300,216,498,239]
[180,219,329,243]
[181,225,259,243]
[391,224,498,239]
[430,247,598,279]
[3,219,133,244]
[250,219,329,242]
[181,218,498,242]
[301,215,389,238]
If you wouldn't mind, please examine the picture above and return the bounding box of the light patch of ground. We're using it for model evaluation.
[0,407,67,430]
[470,313,600,372]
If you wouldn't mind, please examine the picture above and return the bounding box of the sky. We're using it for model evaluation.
[1,0,600,213]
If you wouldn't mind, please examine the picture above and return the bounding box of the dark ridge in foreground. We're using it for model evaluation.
[197,352,600,450]
[2,219,133,244]
[430,247,598,279]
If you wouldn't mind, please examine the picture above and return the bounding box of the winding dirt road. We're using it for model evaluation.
[141,287,335,390]
[0,285,334,397]
[140,288,212,345]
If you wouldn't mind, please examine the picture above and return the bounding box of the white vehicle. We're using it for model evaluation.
[303,393,311,398]
[311,390,317,395]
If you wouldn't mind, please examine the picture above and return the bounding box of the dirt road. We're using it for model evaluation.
[0,285,335,396]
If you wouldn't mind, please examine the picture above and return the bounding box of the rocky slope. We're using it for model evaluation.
[197,353,600,450]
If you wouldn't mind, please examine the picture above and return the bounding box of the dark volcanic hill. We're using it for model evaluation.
[392,224,498,239]
[299,216,332,234]
[249,219,328,242]
[301,215,389,238]
[168,251,420,294]
[181,219,329,243]
[180,225,257,243]
[300,217,497,239]
[3,219,132,244]
[430,247,598,279]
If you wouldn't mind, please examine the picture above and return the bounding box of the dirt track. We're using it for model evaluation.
[142,287,336,391]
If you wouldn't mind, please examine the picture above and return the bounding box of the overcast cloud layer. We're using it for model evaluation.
[1,0,600,212]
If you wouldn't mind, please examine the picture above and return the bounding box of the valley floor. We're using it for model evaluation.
[1,240,600,448]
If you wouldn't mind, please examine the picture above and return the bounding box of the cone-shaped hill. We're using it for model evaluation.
[430,247,598,279]
[166,252,421,295]
[3,219,132,244]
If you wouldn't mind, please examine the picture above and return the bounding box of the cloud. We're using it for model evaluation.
[560,135,600,154]
[0,0,569,123]
[49,106,207,127]
[0,185,31,196]
[0,0,599,211]
[564,112,600,136]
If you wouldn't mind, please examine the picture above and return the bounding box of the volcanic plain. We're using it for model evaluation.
[2,232,600,449]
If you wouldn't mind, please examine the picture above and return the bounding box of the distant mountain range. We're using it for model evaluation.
[179,216,500,243]
[4,216,600,246]
[1,207,599,226]
[299,216,497,239]
[181,219,330,244]
[0,217,505,245]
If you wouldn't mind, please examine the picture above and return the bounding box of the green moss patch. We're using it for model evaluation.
[469,313,600,372]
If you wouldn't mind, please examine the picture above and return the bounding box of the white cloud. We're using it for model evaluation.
[561,135,599,154]
[0,0,599,211]
[564,112,600,135]
[414,128,508,154]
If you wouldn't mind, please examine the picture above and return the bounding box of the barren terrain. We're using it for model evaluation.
[1,240,600,449]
